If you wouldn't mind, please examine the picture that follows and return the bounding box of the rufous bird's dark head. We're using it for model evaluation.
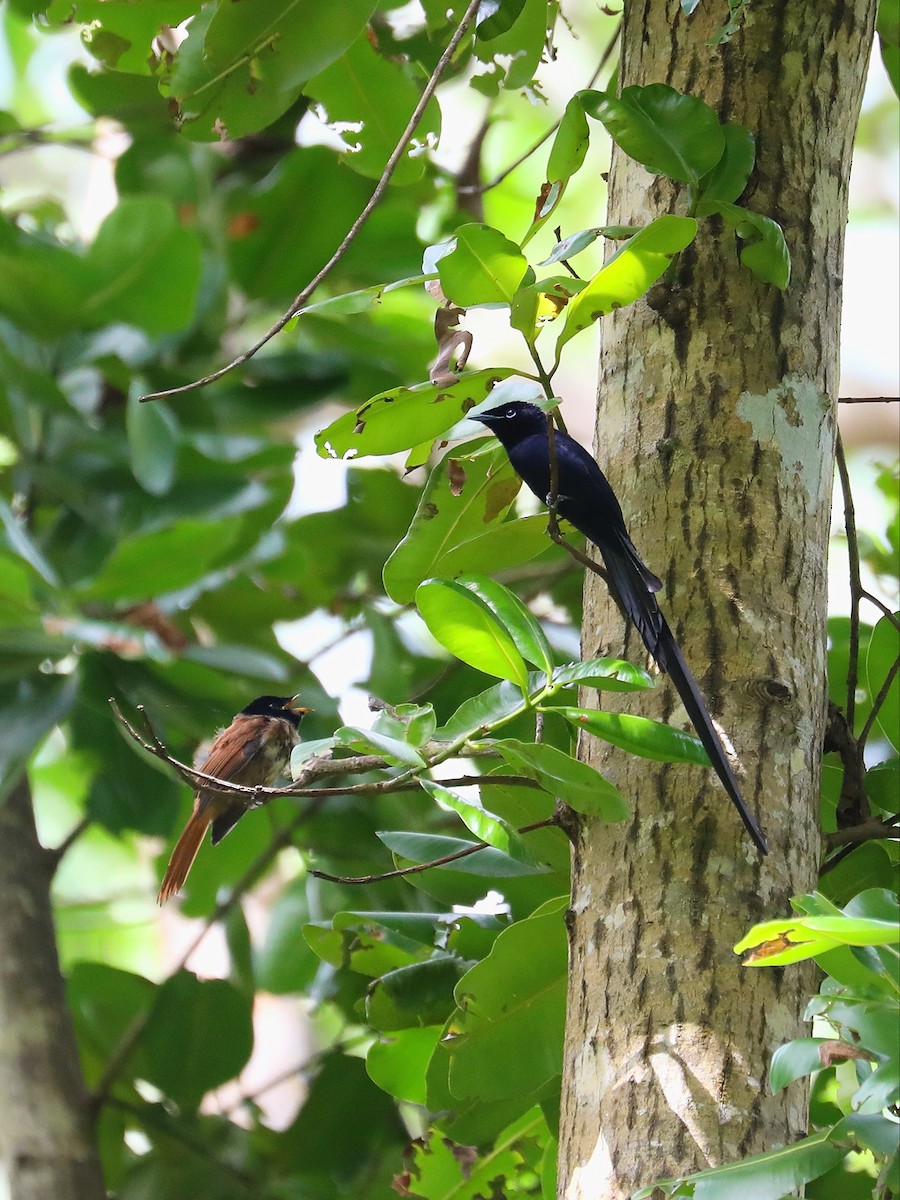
[240,694,311,729]
[470,401,550,446]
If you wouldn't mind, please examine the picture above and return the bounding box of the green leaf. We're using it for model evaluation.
[82,196,202,333]
[546,95,591,186]
[376,830,549,877]
[67,963,156,1089]
[204,0,377,92]
[255,878,318,994]
[735,898,900,968]
[522,95,590,242]
[335,725,426,768]
[142,971,254,1110]
[553,705,711,766]
[421,779,540,865]
[866,613,900,752]
[437,224,530,306]
[0,674,78,803]
[698,122,756,203]
[126,394,179,496]
[225,903,254,997]
[334,910,459,948]
[447,900,567,1101]
[436,514,555,586]
[416,577,531,691]
[476,0,527,39]
[0,497,59,586]
[878,0,900,96]
[67,1,196,75]
[853,1055,900,1113]
[304,32,440,184]
[403,1124,527,1199]
[834,1112,900,1161]
[293,273,436,321]
[457,574,555,675]
[316,369,516,459]
[367,1026,443,1105]
[555,216,698,359]
[281,1052,405,1177]
[472,0,550,91]
[367,956,468,1031]
[486,738,629,821]
[383,446,524,605]
[80,517,245,603]
[0,213,89,336]
[769,1038,834,1093]
[550,658,654,692]
[225,146,371,303]
[538,227,604,266]
[634,1128,845,1200]
[510,276,587,342]
[581,83,725,184]
[436,677,537,742]
[697,199,791,288]
[304,921,418,978]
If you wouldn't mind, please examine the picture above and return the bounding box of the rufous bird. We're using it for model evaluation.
[158,694,310,903]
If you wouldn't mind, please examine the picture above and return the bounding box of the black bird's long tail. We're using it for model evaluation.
[599,540,768,855]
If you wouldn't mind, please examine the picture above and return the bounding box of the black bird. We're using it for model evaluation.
[471,400,767,855]
[158,694,311,903]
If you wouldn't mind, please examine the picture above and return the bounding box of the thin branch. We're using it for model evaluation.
[835,431,862,732]
[104,1095,254,1182]
[0,124,96,157]
[392,773,543,791]
[110,698,535,804]
[838,396,900,404]
[47,816,92,871]
[857,655,900,752]
[110,697,389,800]
[309,816,559,885]
[823,701,868,830]
[139,0,483,403]
[824,814,900,851]
[223,1033,368,1116]
[862,590,900,627]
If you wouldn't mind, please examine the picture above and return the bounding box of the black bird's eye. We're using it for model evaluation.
[504,406,516,417]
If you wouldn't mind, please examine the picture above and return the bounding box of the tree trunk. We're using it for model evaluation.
[0,779,104,1200]
[558,2,876,1196]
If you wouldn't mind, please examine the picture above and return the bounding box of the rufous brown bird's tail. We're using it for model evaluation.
[158,805,212,904]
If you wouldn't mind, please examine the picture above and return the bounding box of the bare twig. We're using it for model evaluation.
[110,697,392,801]
[824,814,900,851]
[309,816,559,884]
[862,591,900,627]
[140,0,483,403]
[838,396,900,404]
[823,701,868,830]
[835,431,862,732]
[47,816,92,871]
[103,1095,254,1182]
[110,698,539,806]
[857,655,900,752]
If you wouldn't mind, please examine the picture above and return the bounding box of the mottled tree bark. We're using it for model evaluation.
[559,2,876,1196]
[0,779,104,1200]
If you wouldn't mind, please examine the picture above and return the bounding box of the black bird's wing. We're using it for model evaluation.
[505,421,768,855]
